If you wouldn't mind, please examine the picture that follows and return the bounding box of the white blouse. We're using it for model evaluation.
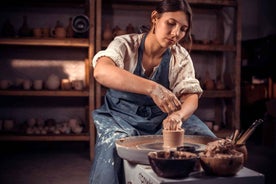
[92,33,203,98]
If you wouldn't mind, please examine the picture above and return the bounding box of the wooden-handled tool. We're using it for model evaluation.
[236,119,264,145]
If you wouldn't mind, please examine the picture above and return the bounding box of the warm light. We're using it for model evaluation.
[10,59,85,81]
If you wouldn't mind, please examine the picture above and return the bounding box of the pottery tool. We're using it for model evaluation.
[236,119,263,145]
[232,129,239,144]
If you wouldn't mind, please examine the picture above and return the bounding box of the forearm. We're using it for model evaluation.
[175,93,199,121]
[94,57,156,96]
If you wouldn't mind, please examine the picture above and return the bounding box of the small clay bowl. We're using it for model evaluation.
[177,145,196,153]
[148,150,198,178]
[200,152,244,176]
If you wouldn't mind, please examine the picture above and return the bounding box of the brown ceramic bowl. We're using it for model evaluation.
[148,150,198,178]
[200,152,244,176]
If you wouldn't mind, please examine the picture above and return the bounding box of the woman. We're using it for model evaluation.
[90,0,216,183]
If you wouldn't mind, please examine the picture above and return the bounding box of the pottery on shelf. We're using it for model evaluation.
[66,17,74,38]
[103,23,113,41]
[52,20,66,38]
[126,23,135,34]
[18,16,32,37]
[204,71,215,90]
[46,74,60,90]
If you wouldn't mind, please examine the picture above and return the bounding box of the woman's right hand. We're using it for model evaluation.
[149,84,181,114]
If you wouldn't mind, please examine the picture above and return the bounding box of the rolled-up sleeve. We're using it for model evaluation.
[92,38,126,68]
[92,34,142,74]
[169,45,203,97]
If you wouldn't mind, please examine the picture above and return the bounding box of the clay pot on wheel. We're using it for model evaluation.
[163,129,184,149]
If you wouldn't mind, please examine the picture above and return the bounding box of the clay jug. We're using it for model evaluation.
[46,74,60,90]
[126,23,135,34]
[204,71,215,90]
[52,21,66,38]
[19,16,31,37]
[66,17,74,38]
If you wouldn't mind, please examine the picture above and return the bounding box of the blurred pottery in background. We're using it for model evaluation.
[72,15,89,38]
[3,119,15,131]
[72,80,84,90]
[66,17,74,38]
[23,79,32,90]
[0,80,12,89]
[103,23,113,41]
[68,118,83,134]
[15,78,24,88]
[61,79,72,90]
[216,79,225,90]
[42,27,50,37]
[68,118,81,129]
[213,124,220,132]
[52,27,66,38]
[204,71,215,90]
[52,20,66,38]
[46,74,60,90]
[18,16,31,37]
[33,28,42,38]
[126,23,135,34]
[33,80,43,90]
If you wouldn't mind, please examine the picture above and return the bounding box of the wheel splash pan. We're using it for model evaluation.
[115,135,218,165]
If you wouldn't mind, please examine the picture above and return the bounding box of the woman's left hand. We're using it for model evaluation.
[162,112,182,130]
[150,84,181,114]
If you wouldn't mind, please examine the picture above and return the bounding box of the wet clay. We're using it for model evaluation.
[163,129,185,149]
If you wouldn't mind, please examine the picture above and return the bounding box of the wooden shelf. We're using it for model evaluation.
[106,0,237,7]
[0,134,90,141]
[0,90,89,97]
[1,0,88,8]
[0,0,96,161]
[0,38,89,47]
[101,40,235,52]
[189,43,236,52]
[188,0,237,6]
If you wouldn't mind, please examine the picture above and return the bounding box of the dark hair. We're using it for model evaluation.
[155,0,193,49]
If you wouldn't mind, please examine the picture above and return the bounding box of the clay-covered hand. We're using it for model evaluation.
[162,112,182,130]
[150,84,181,114]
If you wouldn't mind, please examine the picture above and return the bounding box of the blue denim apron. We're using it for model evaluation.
[89,35,216,184]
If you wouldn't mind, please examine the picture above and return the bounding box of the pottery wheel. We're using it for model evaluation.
[136,142,206,152]
[115,135,217,165]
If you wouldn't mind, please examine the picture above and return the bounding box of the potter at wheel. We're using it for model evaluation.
[115,135,217,165]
